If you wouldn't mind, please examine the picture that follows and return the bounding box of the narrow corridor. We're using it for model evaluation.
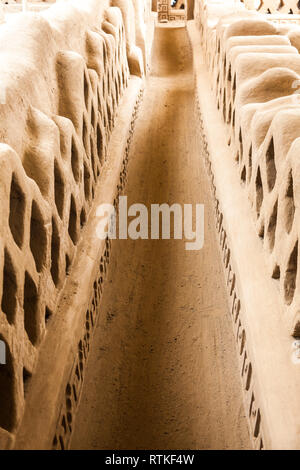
[70,25,251,450]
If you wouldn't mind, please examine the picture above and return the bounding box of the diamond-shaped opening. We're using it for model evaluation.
[1,248,17,325]
[115,78,119,102]
[97,124,104,165]
[23,271,39,345]
[82,116,90,157]
[107,103,112,131]
[51,217,60,286]
[227,101,231,123]
[80,207,87,228]
[272,264,280,280]
[91,104,97,130]
[267,199,277,252]
[239,127,243,160]
[241,165,246,183]
[284,170,295,234]
[54,161,65,218]
[30,200,47,273]
[248,145,252,181]
[65,254,71,276]
[84,162,91,201]
[258,222,264,240]
[84,71,89,110]
[266,137,276,192]
[45,306,53,326]
[232,74,236,101]
[23,367,32,398]
[90,135,97,179]
[71,138,80,183]
[284,241,298,305]
[9,173,25,248]
[255,167,263,217]
[68,195,78,245]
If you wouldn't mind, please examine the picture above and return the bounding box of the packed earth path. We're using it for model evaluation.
[70,24,251,450]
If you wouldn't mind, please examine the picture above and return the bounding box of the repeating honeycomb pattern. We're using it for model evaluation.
[198,1,300,335]
[0,6,131,441]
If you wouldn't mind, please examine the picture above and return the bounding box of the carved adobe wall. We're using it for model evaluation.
[192,0,300,449]
[0,0,150,449]
[200,1,300,334]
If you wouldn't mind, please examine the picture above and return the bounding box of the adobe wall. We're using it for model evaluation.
[0,0,152,450]
[191,0,300,450]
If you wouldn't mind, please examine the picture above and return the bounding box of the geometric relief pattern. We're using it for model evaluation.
[0,6,130,443]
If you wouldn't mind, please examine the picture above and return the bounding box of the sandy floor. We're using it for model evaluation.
[70,25,251,450]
